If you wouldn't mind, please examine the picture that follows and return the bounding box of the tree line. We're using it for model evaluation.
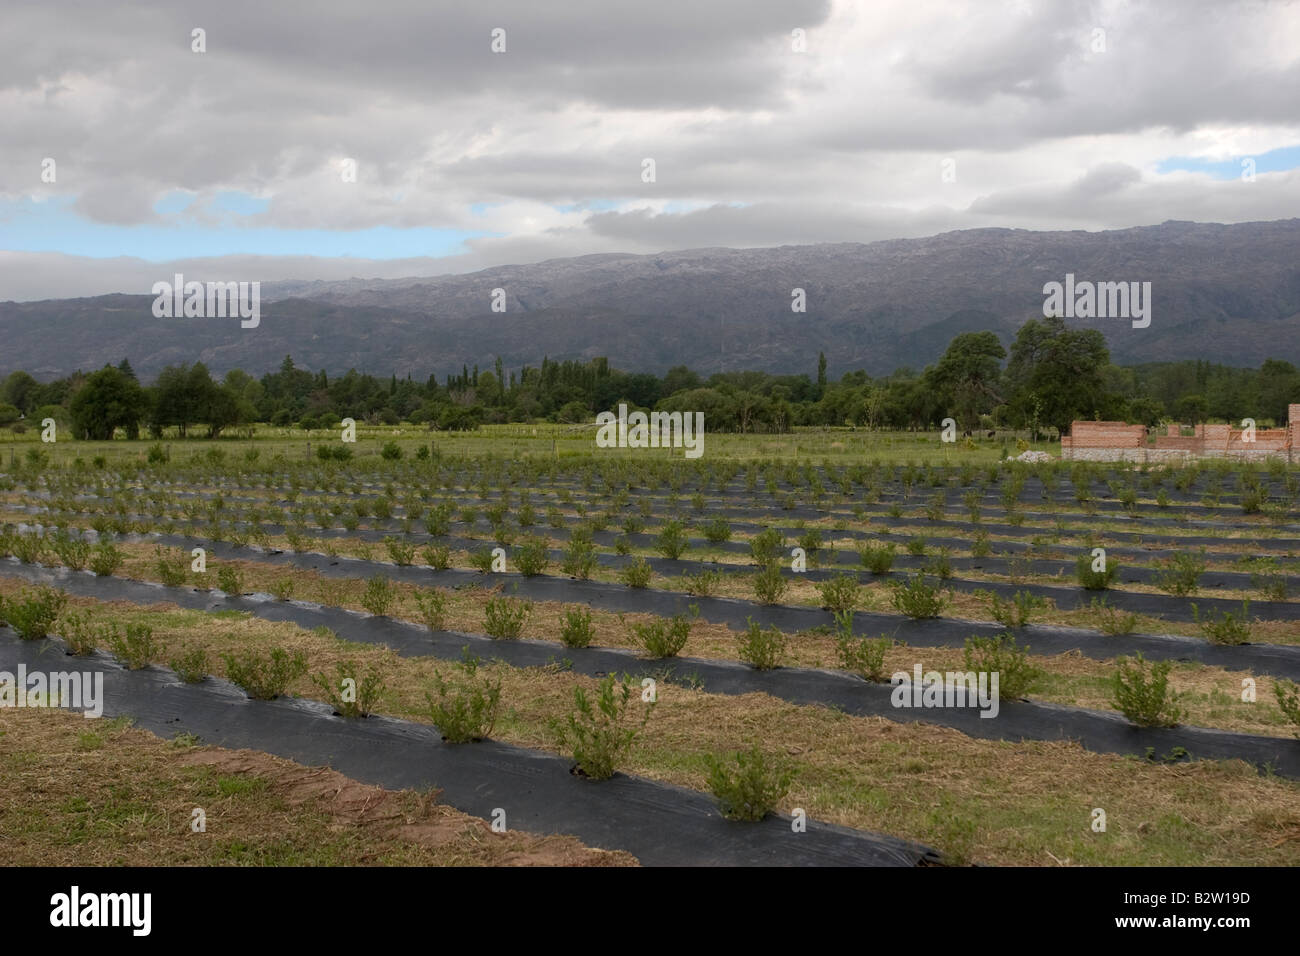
[1,316,1297,440]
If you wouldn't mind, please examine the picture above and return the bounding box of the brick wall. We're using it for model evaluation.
[1061,411,1297,462]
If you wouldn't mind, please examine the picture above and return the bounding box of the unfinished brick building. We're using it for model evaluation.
[1061,405,1300,463]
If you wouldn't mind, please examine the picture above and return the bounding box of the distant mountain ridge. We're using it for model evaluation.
[3,219,1299,380]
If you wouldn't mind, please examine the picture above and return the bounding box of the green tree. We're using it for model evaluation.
[925,331,1005,430]
[1005,316,1111,435]
[69,366,148,440]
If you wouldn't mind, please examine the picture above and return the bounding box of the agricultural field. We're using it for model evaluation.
[3,430,1299,867]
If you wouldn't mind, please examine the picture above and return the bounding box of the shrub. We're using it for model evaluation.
[560,539,598,579]
[859,542,896,574]
[1088,597,1137,636]
[962,633,1040,700]
[905,537,928,557]
[312,660,386,717]
[683,568,722,597]
[154,547,189,587]
[468,548,496,573]
[752,562,788,605]
[51,531,91,571]
[987,590,1047,628]
[216,565,243,595]
[833,611,892,682]
[484,595,531,639]
[58,612,101,655]
[380,441,403,461]
[1154,551,1206,596]
[11,532,46,564]
[703,746,794,821]
[737,617,787,669]
[1112,654,1185,727]
[1075,552,1119,590]
[384,536,417,567]
[2,586,67,640]
[971,530,991,558]
[749,528,784,565]
[361,575,397,616]
[514,536,551,576]
[1192,600,1252,646]
[413,588,449,631]
[556,674,654,780]
[700,517,732,544]
[422,545,451,570]
[1248,559,1289,601]
[629,607,696,658]
[656,520,689,560]
[1275,679,1300,737]
[817,573,860,613]
[619,557,653,589]
[270,577,295,601]
[221,648,309,700]
[890,573,947,619]
[560,607,595,648]
[106,622,164,669]
[168,647,209,683]
[426,648,502,743]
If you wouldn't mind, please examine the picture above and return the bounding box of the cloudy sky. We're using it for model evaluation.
[2,0,1298,300]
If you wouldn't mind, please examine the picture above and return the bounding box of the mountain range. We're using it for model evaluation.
[3,218,1298,381]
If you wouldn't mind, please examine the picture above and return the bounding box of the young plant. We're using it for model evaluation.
[752,562,788,605]
[168,647,209,683]
[57,611,100,655]
[422,545,451,570]
[1,586,67,640]
[1087,597,1138,636]
[483,595,531,639]
[89,541,124,577]
[859,542,896,575]
[1192,600,1252,646]
[962,633,1040,700]
[426,648,502,743]
[312,659,386,717]
[1112,653,1185,728]
[384,536,417,567]
[619,557,653,589]
[987,590,1047,628]
[360,575,397,616]
[413,588,449,631]
[628,606,697,658]
[817,573,860,613]
[655,520,689,560]
[890,573,947,619]
[216,565,243,595]
[833,611,893,683]
[556,673,655,780]
[221,647,309,700]
[154,547,189,587]
[513,536,551,577]
[683,568,722,597]
[703,746,794,822]
[1275,679,1300,737]
[1154,551,1206,597]
[737,617,787,670]
[561,539,598,579]
[106,622,164,670]
[1075,552,1119,590]
[560,607,595,648]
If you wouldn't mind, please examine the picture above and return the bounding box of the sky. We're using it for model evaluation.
[2,0,1299,300]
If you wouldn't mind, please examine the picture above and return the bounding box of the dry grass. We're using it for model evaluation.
[0,706,635,866]
[4,588,1298,865]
